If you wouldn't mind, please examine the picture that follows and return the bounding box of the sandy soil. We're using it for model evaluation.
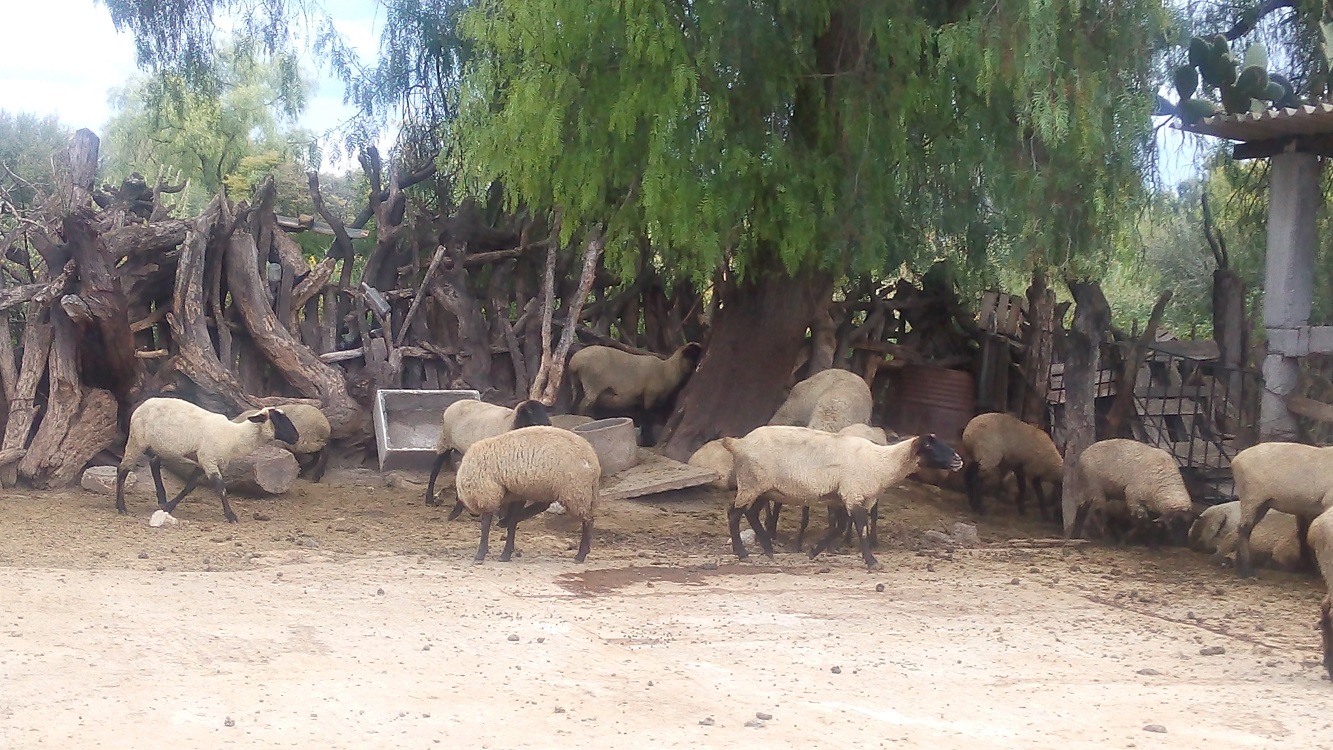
[1,463,1330,749]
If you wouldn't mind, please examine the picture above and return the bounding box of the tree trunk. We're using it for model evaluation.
[0,313,53,487]
[662,259,831,461]
[220,445,299,495]
[64,211,144,408]
[1213,268,1247,371]
[19,387,119,488]
[1104,290,1171,438]
[427,246,493,393]
[18,308,83,484]
[1061,280,1111,534]
[1020,270,1056,426]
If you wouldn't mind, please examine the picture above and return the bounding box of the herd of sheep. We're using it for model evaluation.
[108,343,1333,682]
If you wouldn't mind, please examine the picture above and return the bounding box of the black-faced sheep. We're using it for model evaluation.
[961,412,1063,520]
[1188,501,1302,572]
[236,403,331,481]
[1068,439,1195,546]
[1308,509,1333,682]
[1230,442,1333,578]
[116,398,299,523]
[720,426,962,570]
[425,399,551,507]
[768,368,873,432]
[567,342,703,446]
[448,426,600,564]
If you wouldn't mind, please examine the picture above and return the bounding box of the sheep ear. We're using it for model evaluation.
[246,411,271,423]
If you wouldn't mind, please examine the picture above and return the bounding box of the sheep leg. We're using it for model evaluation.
[867,503,880,549]
[162,468,204,514]
[474,512,494,564]
[1012,466,1028,516]
[499,503,522,562]
[308,448,329,483]
[849,506,880,571]
[743,504,775,560]
[210,474,238,524]
[1234,500,1272,578]
[1068,501,1092,539]
[765,502,782,540]
[446,500,468,522]
[728,506,749,561]
[964,462,985,515]
[841,506,855,547]
[796,506,811,552]
[425,452,449,506]
[1032,479,1050,522]
[148,457,170,508]
[114,466,132,515]
[576,518,593,563]
[810,509,848,560]
[1296,514,1317,572]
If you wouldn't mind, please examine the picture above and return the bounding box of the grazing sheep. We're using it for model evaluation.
[1231,442,1333,578]
[768,368,873,432]
[116,398,299,523]
[448,426,600,564]
[236,403,331,481]
[1187,501,1303,572]
[1308,510,1333,682]
[720,426,963,569]
[425,399,551,507]
[961,412,1063,520]
[567,342,703,445]
[1068,439,1195,546]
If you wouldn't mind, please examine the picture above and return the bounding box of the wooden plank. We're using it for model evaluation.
[599,451,719,501]
[1287,394,1333,425]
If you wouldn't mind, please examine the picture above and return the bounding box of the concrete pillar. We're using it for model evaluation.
[1259,150,1319,441]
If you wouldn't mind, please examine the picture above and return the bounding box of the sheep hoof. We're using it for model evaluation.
[472,557,486,565]
[224,513,239,524]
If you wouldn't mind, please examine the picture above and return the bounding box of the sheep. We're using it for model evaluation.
[720,426,963,569]
[448,426,600,564]
[235,403,331,481]
[768,368,873,432]
[115,397,299,523]
[1067,439,1196,546]
[425,399,551,507]
[1187,501,1303,572]
[567,342,703,446]
[688,439,735,491]
[1231,442,1333,578]
[1309,509,1333,682]
[961,412,1063,520]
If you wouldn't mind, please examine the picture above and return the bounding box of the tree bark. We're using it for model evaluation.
[1020,270,1056,426]
[0,312,53,487]
[220,445,299,495]
[1061,280,1111,534]
[538,226,604,404]
[64,211,144,406]
[427,246,493,392]
[19,387,119,488]
[18,308,83,484]
[662,257,831,461]
[1104,290,1171,438]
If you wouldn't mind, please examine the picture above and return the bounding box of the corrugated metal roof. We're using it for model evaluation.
[1173,102,1333,142]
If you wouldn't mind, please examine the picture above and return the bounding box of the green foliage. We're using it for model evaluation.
[0,111,70,209]
[456,1,1169,288]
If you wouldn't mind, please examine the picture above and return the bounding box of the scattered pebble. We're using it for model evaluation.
[1143,724,1167,734]
[537,637,546,643]
[137,552,149,559]
[818,567,831,574]
[508,634,520,642]
[875,583,886,593]
[298,536,320,549]
[831,666,842,674]
[755,712,772,721]
[744,719,765,728]
[422,645,431,651]
[740,529,756,545]
[926,563,935,572]
[1199,646,1225,656]
[148,510,178,528]
[224,717,235,728]
[253,512,271,521]
[1136,668,1162,676]
[700,562,718,571]
[376,588,386,596]
[698,717,713,726]
[555,707,567,714]
[1009,578,1020,585]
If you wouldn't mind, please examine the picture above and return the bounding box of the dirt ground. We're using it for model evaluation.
[1,461,1331,749]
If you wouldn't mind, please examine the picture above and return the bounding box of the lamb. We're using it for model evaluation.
[1230,442,1333,578]
[235,403,331,481]
[567,342,703,445]
[961,412,1063,520]
[1187,501,1303,572]
[1308,509,1333,681]
[448,426,600,564]
[115,397,299,523]
[768,368,873,432]
[425,399,551,507]
[1068,439,1195,546]
[720,426,963,569]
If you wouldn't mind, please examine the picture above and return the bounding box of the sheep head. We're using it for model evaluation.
[679,342,704,365]
[915,434,963,472]
[248,407,301,446]
[513,400,552,428]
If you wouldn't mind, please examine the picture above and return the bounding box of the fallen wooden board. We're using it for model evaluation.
[601,450,719,501]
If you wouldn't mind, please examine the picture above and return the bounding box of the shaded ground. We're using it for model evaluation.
[1,464,1330,748]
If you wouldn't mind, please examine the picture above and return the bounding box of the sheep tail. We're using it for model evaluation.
[719,437,739,455]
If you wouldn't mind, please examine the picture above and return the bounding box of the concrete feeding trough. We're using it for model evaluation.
[373,389,479,471]
[572,417,641,477]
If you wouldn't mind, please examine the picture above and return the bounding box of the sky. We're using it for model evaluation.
[3,0,1209,185]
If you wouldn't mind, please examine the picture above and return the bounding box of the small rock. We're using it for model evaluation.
[253,512,271,521]
[537,637,545,643]
[744,720,765,728]
[926,563,935,572]
[137,552,149,559]
[82,466,133,495]
[1136,668,1162,676]
[376,588,386,596]
[950,522,980,546]
[555,707,567,714]
[831,666,841,674]
[148,510,178,528]
[422,644,431,651]
[755,712,772,721]
[1028,566,1040,574]
[224,717,235,728]
[817,567,831,574]
[546,501,567,515]
[297,536,320,549]
[700,561,718,571]
[923,530,953,546]
[1143,724,1167,734]
[1009,578,1021,585]
[875,583,886,593]
[508,634,520,642]
[1199,646,1225,656]
[1186,611,1196,620]
[740,529,756,545]
[698,717,713,726]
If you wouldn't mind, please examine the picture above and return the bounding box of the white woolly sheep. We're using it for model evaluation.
[567,342,703,446]
[236,403,331,481]
[1231,442,1333,578]
[768,368,873,432]
[1307,509,1333,682]
[769,423,896,551]
[448,426,600,564]
[1068,439,1195,546]
[1187,501,1302,572]
[425,399,551,507]
[961,412,1063,520]
[116,397,299,523]
[720,426,963,569]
